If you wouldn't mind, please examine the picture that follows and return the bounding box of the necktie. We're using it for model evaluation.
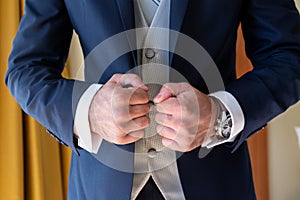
[139,0,160,25]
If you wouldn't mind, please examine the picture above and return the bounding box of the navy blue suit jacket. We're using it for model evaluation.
[6,0,300,199]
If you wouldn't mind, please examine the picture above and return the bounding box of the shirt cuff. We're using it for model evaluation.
[74,84,103,153]
[202,91,245,148]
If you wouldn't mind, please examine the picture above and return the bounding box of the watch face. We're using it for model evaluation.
[221,115,232,139]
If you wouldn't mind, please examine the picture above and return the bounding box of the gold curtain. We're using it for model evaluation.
[0,0,71,199]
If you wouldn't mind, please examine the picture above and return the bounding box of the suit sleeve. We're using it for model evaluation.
[226,0,300,151]
[5,0,91,152]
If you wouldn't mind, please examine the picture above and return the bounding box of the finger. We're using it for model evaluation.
[162,137,191,152]
[127,130,145,140]
[121,116,150,133]
[118,74,148,90]
[129,88,149,105]
[154,82,190,104]
[155,112,177,130]
[129,104,150,119]
[113,130,144,144]
[109,73,122,82]
[153,84,174,104]
[155,97,180,115]
[132,115,150,129]
[161,138,181,151]
[156,125,177,140]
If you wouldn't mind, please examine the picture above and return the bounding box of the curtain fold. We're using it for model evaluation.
[0,1,24,199]
[0,0,71,199]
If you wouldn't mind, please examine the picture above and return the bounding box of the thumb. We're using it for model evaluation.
[154,83,188,104]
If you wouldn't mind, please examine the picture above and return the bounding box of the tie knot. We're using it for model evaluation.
[138,0,160,25]
[152,0,160,6]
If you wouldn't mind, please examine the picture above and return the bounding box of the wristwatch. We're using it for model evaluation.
[211,97,232,140]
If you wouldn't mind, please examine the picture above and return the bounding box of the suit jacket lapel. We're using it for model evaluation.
[115,0,138,67]
[116,0,138,69]
[170,0,188,32]
[169,0,189,65]
[115,0,135,31]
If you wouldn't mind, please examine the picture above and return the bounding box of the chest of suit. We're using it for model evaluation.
[63,0,242,89]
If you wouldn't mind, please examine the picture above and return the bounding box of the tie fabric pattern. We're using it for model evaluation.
[139,0,161,25]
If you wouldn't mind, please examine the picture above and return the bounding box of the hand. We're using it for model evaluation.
[153,82,216,152]
[89,74,150,145]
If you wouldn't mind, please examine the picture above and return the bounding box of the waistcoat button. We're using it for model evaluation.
[145,48,156,59]
[148,148,157,158]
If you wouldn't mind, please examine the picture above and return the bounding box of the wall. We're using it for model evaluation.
[267,1,300,200]
[268,102,300,200]
[68,33,84,80]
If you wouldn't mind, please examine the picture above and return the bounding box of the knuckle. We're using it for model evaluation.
[137,117,150,127]
[113,137,125,144]
[112,131,127,144]
[111,73,121,81]
[117,121,130,131]
[167,114,174,122]
[130,131,144,139]
[141,104,150,114]
[132,106,148,116]
[146,104,151,113]
[134,89,149,100]
[142,91,150,100]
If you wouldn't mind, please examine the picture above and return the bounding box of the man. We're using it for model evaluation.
[5,0,300,199]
